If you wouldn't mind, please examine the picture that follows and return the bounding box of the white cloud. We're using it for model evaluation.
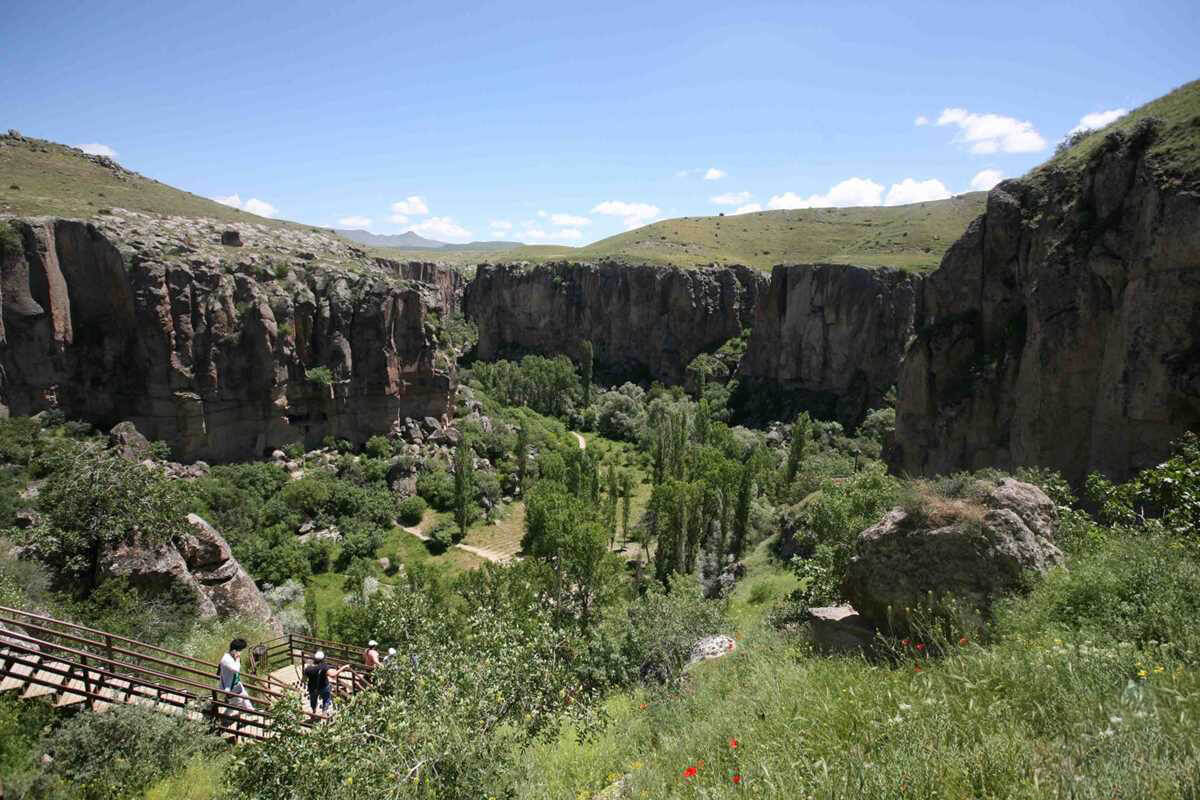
[732,203,762,215]
[523,226,584,242]
[212,193,278,217]
[710,191,753,206]
[537,209,548,218]
[389,213,409,225]
[969,169,1005,192]
[391,195,430,216]
[78,142,118,158]
[1068,108,1129,135]
[914,115,930,127]
[885,178,952,206]
[549,212,591,227]
[489,220,513,233]
[337,216,371,229]
[243,198,278,218]
[704,167,726,180]
[768,177,885,210]
[408,216,471,243]
[591,200,661,230]
[935,108,1047,154]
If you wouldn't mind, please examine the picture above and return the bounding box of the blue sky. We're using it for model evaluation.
[4,0,1197,244]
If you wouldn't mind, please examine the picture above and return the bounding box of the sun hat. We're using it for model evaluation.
[368,640,378,647]
[388,647,396,656]
[314,650,325,662]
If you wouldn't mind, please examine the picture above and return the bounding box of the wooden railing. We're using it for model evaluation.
[0,606,334,741]
[253,632,372,697]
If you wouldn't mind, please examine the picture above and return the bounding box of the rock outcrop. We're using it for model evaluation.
[379,259,465,314]
[104,513,281,633]
[0,211,454,462]
[842,479,1063,627]
[891,119,1200,484]
[465,261,767,384]
[738,263,922,426]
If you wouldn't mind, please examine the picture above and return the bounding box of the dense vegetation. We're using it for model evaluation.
[1,338,1198,799]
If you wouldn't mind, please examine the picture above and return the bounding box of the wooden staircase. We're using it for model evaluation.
[0,606,370,742]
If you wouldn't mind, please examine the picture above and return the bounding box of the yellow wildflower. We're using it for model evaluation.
[1138,669,1149,679]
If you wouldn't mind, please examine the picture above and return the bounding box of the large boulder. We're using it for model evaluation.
[103,514,281,634]
[842,479,1063,627]
[109,421,151,461]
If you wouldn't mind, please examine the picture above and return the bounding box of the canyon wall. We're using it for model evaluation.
[890,125,1200,484]
[465,261,767,384]
[737,264,922,426]
[0,213,454,462]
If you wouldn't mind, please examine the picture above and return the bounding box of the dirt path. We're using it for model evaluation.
[455,543,516,564]
[573,431,586,450]
[401,525,514,564]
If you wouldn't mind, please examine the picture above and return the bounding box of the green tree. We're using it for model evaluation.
[516,425,530,494]
[784,412,813,486]
[453,440,477,538]
[20,441,192,590]
[729,450,757,562]
[580,339,594,407]
[620,470,634,547]
[605,462,619,548]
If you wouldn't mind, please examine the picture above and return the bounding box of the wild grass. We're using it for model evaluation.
[514,532,1200,799]
[143,754,230,800]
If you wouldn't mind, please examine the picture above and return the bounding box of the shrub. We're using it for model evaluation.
[397,494,427,525]
[305,366,334,385]
[996,533,1200,652]
[416,468,456,511]
[364,434,393,459]
[595,386,647,442]
[32,705,222,800]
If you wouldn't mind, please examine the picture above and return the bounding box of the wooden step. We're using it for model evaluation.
[0,658,36,693]
[23,660,68,699]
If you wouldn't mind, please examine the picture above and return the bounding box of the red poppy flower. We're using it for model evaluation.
[683,766,697,779]
[732,774,742,785]
[958,636,969,646]
[639,703,648,710]
[914,665,922,673]
[915,643,926,652]
[729,738,739,749]
[900,639,910,647]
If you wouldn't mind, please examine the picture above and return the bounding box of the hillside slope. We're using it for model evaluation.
[0,131,312,229]
[503,193,986,271]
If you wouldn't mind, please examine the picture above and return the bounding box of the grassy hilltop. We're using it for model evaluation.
[372,194,986,272]
[0,133,311,230]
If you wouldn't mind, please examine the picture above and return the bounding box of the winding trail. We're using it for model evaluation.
[401,525,514,564]
[572,431,586,450]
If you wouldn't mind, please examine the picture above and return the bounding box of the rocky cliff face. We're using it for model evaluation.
[891,123,1200,484]
[737,264,922,426]
[380,259,465,314]
[0,211,454,462]
[465,261,767,384]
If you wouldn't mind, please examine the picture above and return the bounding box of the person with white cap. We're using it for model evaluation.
[363,640,382,672]
[385,647,397,662]
[302,651,348,715]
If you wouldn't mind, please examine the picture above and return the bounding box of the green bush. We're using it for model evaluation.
[364,434,393,459]
[397,494,427,526]
[995,532,1200,651]
[305,366,334,385]
[417,468,456,511]
[30,705,222,800]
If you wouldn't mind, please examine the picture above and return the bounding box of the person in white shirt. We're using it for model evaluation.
[218,638,255,712]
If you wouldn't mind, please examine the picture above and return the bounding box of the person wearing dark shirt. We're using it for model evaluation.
[302,650,348,715]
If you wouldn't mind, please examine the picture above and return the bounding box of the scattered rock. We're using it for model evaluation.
[842,479,1064,628]
[686,634,737,667]
[806,605,876,653]
[109,421,151,461]
[220,228,243,247]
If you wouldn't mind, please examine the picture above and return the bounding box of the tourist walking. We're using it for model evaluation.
[363,640,381,671]
[219,638,255,712]
[303,650,348,716]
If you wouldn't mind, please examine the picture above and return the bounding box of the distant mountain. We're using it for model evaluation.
[335,229,448,249]
[335,229,525,252]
